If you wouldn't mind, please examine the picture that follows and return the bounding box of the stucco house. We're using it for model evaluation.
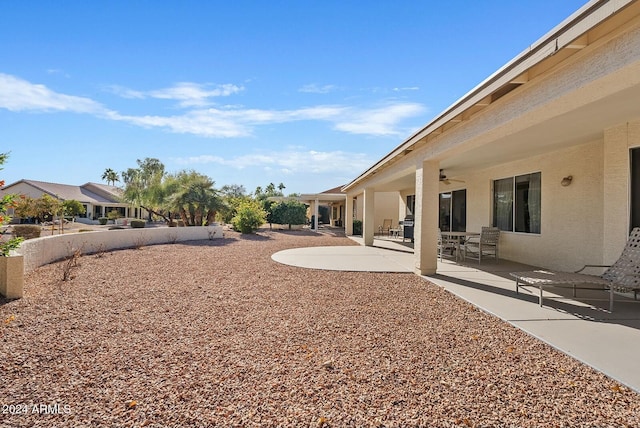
[342,0,640,275]
[1,179,141,222]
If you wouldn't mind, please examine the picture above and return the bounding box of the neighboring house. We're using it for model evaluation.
[342,0,640,274]
[0,179,142,222]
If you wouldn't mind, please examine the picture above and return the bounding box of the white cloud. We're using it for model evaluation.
[108,82,244,107]
[173,149,374,174]
[0,73,426,138]
[109,109,252,138]
[393,86,420,91]
[149,82,244,107]
[299,83,338,94]
[333,103,426,136]
[0,73,107,114]
[106,85,146,99]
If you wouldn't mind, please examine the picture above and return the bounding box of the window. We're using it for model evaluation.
[439,189,466,232]
[631,148,640,229]
[493,172,541,233]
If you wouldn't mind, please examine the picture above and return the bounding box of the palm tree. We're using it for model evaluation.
[102,168,119,186]
[165,171,224,226]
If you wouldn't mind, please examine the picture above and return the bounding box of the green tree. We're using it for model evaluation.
[35,194,63,223]
[219,185,248,224]
[62,200,86,218]
[271,200,307,229]
[13,195,38,220]
[231,200,266,234]
[0,153,23,255]
[101,168,120,186]
[121,158,169,222]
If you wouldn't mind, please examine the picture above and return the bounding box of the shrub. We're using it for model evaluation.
[98,217,108,225]
[231,200,266,234]
[107,210,120,221]
[130,220,146,228]
[353,220,363,235]
[12,225,41,240]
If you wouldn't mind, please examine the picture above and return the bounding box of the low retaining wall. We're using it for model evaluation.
[15,225,224,274]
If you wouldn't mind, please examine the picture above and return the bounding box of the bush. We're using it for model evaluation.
[98,217,108,225]
[12,225,41,240]
[353,220,363,235]
[130,220,146,228]
[232,200,266,234]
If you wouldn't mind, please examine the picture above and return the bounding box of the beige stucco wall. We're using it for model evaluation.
[433,119,640,271]
[353,191,400,232]
[16,225,224,273]
[374,192,400,231]
[458,140,604,271]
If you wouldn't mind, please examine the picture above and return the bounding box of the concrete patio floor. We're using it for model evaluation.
[272,235,640,392]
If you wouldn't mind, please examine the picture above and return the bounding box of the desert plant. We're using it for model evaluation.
[133,234,148,249]
[98,217,108,225]
[12,225,41,240]
[231,200,266,234]
[62,248,82,281]
[130,219,146,228]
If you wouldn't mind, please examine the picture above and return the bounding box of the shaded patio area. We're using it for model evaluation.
[273,234,640,392]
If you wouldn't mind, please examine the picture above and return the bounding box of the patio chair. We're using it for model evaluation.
[510,227,640,312]
[463,226,500,264]
[438,228,459,261]
[378,219,392,236]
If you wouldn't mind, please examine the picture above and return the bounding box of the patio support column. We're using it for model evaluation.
[414,159,439,275]
[345,196,353,235]
[314,198,319,230]
[363,187,375,246]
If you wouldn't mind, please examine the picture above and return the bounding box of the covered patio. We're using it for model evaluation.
[342,1,640,278]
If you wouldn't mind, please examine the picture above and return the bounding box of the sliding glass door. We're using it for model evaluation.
[439,189,466,232]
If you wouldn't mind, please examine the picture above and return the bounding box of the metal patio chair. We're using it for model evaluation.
[463,226,500,263]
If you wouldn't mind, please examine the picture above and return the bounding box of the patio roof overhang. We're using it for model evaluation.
[298,193,347,204]
[342,0,640,193]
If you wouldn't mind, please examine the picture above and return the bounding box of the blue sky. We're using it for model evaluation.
[0,0,587,195]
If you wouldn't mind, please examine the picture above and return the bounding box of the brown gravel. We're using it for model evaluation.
[1,228,639,427]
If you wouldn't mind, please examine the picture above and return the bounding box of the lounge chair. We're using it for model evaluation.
[464,226,500,263]
[510,227,640,312]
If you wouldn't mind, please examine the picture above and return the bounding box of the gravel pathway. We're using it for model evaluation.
[1,228,639,427]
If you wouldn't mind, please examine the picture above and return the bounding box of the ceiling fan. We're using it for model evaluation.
[439,169,465,185]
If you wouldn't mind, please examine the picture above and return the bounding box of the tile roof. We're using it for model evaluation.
[4,179,124,205]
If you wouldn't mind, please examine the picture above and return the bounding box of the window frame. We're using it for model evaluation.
[492,172,541,234]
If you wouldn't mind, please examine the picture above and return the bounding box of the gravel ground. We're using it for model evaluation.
[1,228,639,427]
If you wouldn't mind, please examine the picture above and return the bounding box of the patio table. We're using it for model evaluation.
[441,231,480,261]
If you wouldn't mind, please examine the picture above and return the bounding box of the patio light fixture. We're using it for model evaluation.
[561,175,573,186]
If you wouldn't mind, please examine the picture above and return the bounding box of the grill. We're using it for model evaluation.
[402,216,414,242]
